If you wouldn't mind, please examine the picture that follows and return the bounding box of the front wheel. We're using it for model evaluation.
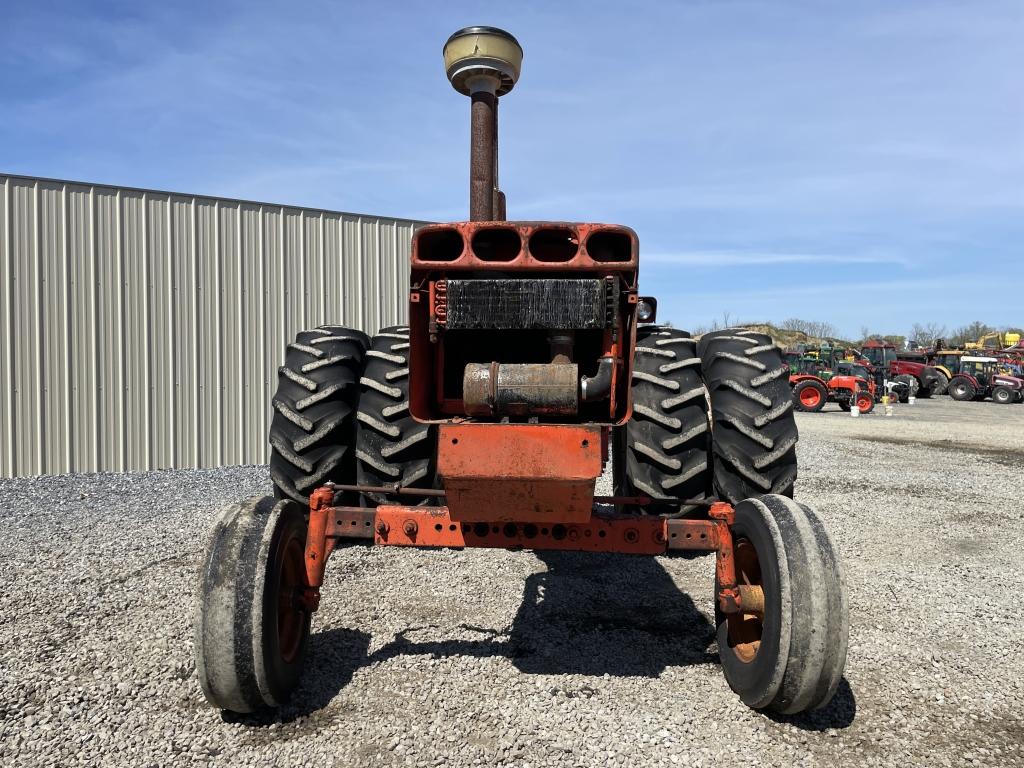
[716,495,849,714]
[194,497,312,713]
[931,371,949,396]
[992,386,1014,405]
[855,391,874,414]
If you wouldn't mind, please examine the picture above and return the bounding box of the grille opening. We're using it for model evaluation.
[417,228,464,262]
[529,228,579,262]
[586,230,632,262]
[471,227,521,261]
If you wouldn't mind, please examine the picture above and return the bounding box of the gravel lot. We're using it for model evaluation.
[2,397,1023,767]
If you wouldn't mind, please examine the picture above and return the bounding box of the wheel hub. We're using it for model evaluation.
[726,538,764,663]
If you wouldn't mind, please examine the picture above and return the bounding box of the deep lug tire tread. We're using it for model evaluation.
[615,326,712,514]
[355,326,437,506]
[697,330,799,503]
[269,325,369,503]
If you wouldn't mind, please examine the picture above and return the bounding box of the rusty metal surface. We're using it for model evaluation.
[373,505,672,555]
[709,502,741,613]
[470,90,496,221]
[463,362,579,417]
[438,423,601,522]
[665,518,720,550]
[412,222,639,272]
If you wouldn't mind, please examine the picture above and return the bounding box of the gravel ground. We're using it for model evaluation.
[1,397,1023,767]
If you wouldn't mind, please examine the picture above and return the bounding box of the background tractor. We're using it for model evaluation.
[194,27,848,719]
[790,358,876,414]
[859,339,942,400]
[948,357,1024,404]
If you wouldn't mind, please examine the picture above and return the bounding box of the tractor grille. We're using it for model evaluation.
[444,279,608,330]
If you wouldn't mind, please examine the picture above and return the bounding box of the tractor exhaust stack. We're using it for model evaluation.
[443,26,523,221]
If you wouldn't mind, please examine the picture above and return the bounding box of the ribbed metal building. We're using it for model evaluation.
[0,173,426,478]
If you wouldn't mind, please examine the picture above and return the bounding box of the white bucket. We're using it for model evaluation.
[850,404,859,417]
[908,396,916,405]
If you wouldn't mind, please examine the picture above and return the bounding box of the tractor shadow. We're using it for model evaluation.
[243,551,854,730]
[372,550,718,677]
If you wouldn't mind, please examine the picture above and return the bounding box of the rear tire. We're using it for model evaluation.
[792,380,827,413]
[616,326,711,515]
[931,371,949,396]
[269,326,368,503]
[948,377,975,401]
[355,326,437,506]
[992,386,1013,404]
[716,495,848,714]
[195,497,311,713]
[698,330,799,503]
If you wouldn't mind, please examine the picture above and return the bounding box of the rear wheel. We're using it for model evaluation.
[355,326,437,506]
[715,495,848,714]
[992,386,1013,404]
[195,497,311,713]
[698,330,798,503]
[792,380,827,413]
[616,326,711,515]
[269,326,368,503]
[948,377,975,401]
[931,371,949,396]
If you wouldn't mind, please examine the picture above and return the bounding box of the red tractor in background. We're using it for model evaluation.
[948,357,1024,404]
[193,26,849,719]
[791,359,876,414]
[859,339,943,400]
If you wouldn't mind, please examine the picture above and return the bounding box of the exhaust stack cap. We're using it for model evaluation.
[444,26,523,96]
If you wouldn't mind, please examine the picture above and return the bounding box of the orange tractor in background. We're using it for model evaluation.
[193,27,848,719]
[791,358,876,414]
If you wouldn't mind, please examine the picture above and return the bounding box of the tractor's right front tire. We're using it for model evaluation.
[716,495,849,714]
[194,497,311,713]
[698,331,799,504]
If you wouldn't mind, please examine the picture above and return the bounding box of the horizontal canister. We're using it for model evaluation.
[463,362,578,417]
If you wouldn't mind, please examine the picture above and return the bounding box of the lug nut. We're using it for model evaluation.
[403,520,418,537]
[376,521,389,536]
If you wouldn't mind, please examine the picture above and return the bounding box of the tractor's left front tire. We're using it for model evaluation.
[716,495,849,714]
[195,497,311,713]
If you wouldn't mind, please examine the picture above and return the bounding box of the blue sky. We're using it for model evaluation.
[3,0,1021,338]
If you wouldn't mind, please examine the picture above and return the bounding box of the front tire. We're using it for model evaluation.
[992,386,1014,404]
[698,331,799,503]
[855,391,874,414]
[931,371,949,396]
[716,495,848,714]
[195,497,311,713]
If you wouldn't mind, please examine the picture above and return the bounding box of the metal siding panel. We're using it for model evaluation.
[0,174,426,477]
[147,194,172,470]
[11,180,38,477]
[219,202,241,465]
[0,179,11,476]
[67,184,95,472]
[195,200,218,468]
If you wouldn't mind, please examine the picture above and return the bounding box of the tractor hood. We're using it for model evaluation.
[993,374,1024,390]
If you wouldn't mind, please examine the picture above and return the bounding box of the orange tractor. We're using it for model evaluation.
[194,28,848,718]
[790,358,876,414]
